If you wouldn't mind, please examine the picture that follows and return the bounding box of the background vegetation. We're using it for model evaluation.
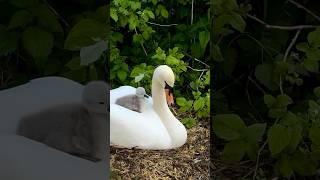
[0,0,107,89]
[110,0,210,128]
[212,0,320,179]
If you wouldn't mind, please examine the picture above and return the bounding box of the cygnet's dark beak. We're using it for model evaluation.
[164,81,174,106]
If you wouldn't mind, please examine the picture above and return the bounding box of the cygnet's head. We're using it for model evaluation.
[136,87,148,98]
[82,81,108,114]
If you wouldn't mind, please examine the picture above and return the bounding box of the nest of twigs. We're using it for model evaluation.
[110,121,210,180]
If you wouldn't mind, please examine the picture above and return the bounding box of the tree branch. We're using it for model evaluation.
[187,66,208,72]
[280,29,301,95]
[134,28,148,57]
[247,14,318,30]
[191,0,194,25]
[146,22,178,27]
[287,0,320,22]
[284,29,301,63]
[43,0,70,28]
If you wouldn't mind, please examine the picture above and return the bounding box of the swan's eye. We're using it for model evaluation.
[164,81,173,95]
[99,102,105,105]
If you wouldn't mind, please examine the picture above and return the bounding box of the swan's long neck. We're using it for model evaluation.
[151,78,187,148]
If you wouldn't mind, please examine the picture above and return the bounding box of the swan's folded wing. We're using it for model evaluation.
[110,86,153,106]
[110,86,136,104]
[0,135,108,180]
[0,77,83,134]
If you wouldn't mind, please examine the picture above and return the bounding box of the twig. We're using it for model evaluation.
[253,140,267,180]
[280,29,301,94]
[198,70,205,81]
[184,53,210,68]
[146,22,178,27]
[214,73,246,93]
[187,66,208,72]
[134,28,148,57]
[246,74,264,122]
[193,58,210,68]
[191,0,194,25]
[284,29,301,62]
[43,0,70,28]
[247,14,318,30]
[248,76,266,94]
[287,0,320,22]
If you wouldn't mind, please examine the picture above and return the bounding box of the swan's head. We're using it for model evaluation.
[82,81,108,114]
[153,65,175,106]
[136,87,148,98]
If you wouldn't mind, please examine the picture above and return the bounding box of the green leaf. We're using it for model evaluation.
[310,126,320,146]
[134,73,144,82]
[128,14,139,30]
[303,58,319,72]
[275,94,293,108]
[110,8,118,22]
[117,70,127,81]
[229,13,246,32]
[181,118,197,129]
[255,63,277,91]
[8,10,33,29]
[212,44,224,62]
[267,124,290,155]
[244,123,266,143]
[213,114,246,140]
[296,42,309,52]
[291,151,317,176]
[222,140,245,162]
[245,142,259,160]
[264,94,276,108]
[314,87,320,98]
[308,28,320,47]
[64,19,108,50]
[160,7,169,18]
[80,40,107,65]
[277,155,293,177]
[199,31,210,49]
[176,97,187,106]
[66,57,83,70]
[0,31,18,56]
[166,55,180,65]
[268,108,287,119]
[286,125,302,151]
[35,5,63,32]
[194,97,205,111]
[22,27,53,58]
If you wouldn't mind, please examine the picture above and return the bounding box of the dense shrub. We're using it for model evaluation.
[212,0,320,178]
[110,0,211,127]
[0,0,107,88]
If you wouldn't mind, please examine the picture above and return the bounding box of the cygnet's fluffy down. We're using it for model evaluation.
[16,81,108,162]
[115,87,148,113]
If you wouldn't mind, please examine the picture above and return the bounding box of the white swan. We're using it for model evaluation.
[110,65,187,149]
[0,77,108,180]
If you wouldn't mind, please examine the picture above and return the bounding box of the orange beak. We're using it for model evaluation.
[165,89,174,106]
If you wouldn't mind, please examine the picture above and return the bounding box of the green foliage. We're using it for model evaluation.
[0,1,107,86]
[213,0,320,178]
[213,114,266,161]
[111,0,210,123]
